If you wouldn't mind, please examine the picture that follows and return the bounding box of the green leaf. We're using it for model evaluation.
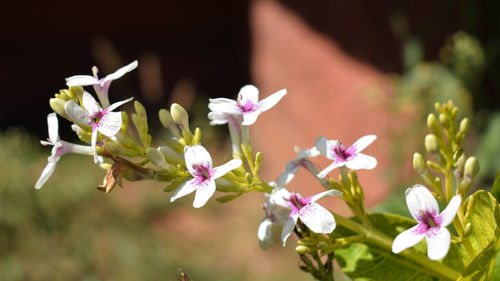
[491,250,500,280]
[334,213,467,281]
[491,169,500,203]
[132,101,152,148]
[215,194,241,203]
[457,239,500,281]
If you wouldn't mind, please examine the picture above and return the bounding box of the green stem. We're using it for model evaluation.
[334,214,460,281]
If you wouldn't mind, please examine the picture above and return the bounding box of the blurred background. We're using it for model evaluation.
[1,0,500,280]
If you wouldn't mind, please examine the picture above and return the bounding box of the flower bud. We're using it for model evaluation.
[158,146,184,164]
[464,156,480,179]
[147,147,169,170]
[255,151,263,170]
[170,103,189,130]
[427,114,442,138]
[193,127,202,145]
[159,109,174,128]
[413,153,426,173]
[424,134,440,153]
[439,113,450,129]
[295,245,310,254]
[105,141,123,154]
[463,222,472,237]
[49,98,67,117]
[69,86,83,101]
[317,241,330,251]
[455,118,470,145]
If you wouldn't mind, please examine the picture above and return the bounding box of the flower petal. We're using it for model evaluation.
[299,202,336,233]
[82,91,101,115]
[184,145,213,176]
[106,97,133,112]
[351,135,376,153]
[426,227,451,260]
[345,153,377,170]
[34,161,57,189]
[258,218,274,250]
[103,60,138,83]
[241,110,261,126]
[392,224,426,254]
[207,112,229,125]
[170,179,198,203]
[269,187,291,208]
[297,147,320,159]
[317,161,344,178]
[281,214,297,246]
[64,100,91,126]
[65,75,100,87]
[212,159,242,179]
[314,136,339,160]
[405,185,439,222]
[237,84,259,106]
[98,111,122,137]
[258,89,287,112]
[90,127,100,163]
[193,179,216,208]
[208,98,241,115]
[439,194,462,227]
[276,161,300,187]
[47,113,59,143]
[309,189,342,202]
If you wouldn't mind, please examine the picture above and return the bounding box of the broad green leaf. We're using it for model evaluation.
[491,169,500,203]
[491,250,500,280]
[458,239,500,281]
[334,213,467,281]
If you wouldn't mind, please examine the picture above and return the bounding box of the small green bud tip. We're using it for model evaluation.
[69,86,84,100]
[49,98,67,116]
[159,109,174,128]
[464,156,480,179]
[459,118,470,134]
[295,245,310,254]
[439,113,449,128]
[455,153,465,170]
[193,127,202,144]
[424,134,440,153]
[427,114,442,137]
[463,223,472,237]
[134,101,146,116]
[255,152,263,166]
[317,241,329,251]
[413,153,426,172]
[170,103,189,129]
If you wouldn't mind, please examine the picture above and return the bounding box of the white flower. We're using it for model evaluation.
[270,187,342,245]
[207,112,242,156]
[66,60,138,108]
[392,185,462,260]
[315,135,377,178]
[258,191,290,250]
[277,147,320,187]
[170,145,242,208]
[64,91,132,163]
[35,113,100,189]
[208,84,287,126]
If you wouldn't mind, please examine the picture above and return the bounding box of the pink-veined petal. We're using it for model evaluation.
[47,113,59,143]
[193,179,216,208]
[90,127,99,163]
[299,202,336,233]
[309,190,342,202]
[317,161,344,178]
[439,195,462,227]
[212,159,242,179]
[314,136,339,160]
[258,89,287,112]
[270,187,291,208]
[405,185,439,222]
[241,110,261,126]
[65,75,100,86]
[184,145,213,176]
[392,224,426,254]
[170,179,198,203]
[426,227,451,260]
[34,161,57,189]
[351,135,377,153]
[106,97,133,112]
[208,98,241,115]
[64,100,92,126]
[237,84,259,106]
[281,214,298,246]
[102,60,138,83]
[258,217,273,250]
[98,111,122,137]
[82,91,101,115]
[345,153,377,170]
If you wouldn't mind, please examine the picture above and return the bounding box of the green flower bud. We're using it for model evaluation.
[439,113,449,129]
[317,241,330,251]
[193,127,202,145]
[295,245,310,254]
[245,172,253,184]
[170,103,190,130]
[464,156,480,179]
[424,134,440,153]
[159,109,174,128]
[158,146,184,164]
[69,86,83,101]
[49,98,67,117]
[426,114,442,138]
[413,153,426,173]
[147,148,170,170]
[455,118,470,145]
[255,152,263,170]
[463,223,472,237]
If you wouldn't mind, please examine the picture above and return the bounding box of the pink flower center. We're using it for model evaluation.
[238,100,259,113]
[192,163,214,185]
[285,193,311,215]
[332,144,356,162]
[415,210,442,234]
[91,110,106,125]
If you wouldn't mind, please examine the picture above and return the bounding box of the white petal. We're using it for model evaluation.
[392,224,426,254]
[184,145,213,176]
[65,75,100,86]
[405,185,439,222]
[426,227,451,260]
[258,89,287,112]
[207,112,229,125]
[277,161,300,187]
[64,142,93,155]
[237,84,259,106]
[212,159,242,179]
[106,97,133,112]
[34,161,57,189]
[241,111,261,126]
[90,128,100,163]
[439,195,462,227]
[269,187,291,208]
[281,214,297,246]
[47,113,59,143]
[82,91,101,115]
[170,179,198,203]
[297,147,320,159]
[98,111,122,137]
[317,161,344,178]
[351,135,377,153]
[64,100,91,126]
[314,136,339,160]
[258,218,274,250]
[309,189,342,202]
[208,98,241,115]
[193,179,216,208]
[345,153,377,170]
[299,202,336,233]
[103,60,138,82]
